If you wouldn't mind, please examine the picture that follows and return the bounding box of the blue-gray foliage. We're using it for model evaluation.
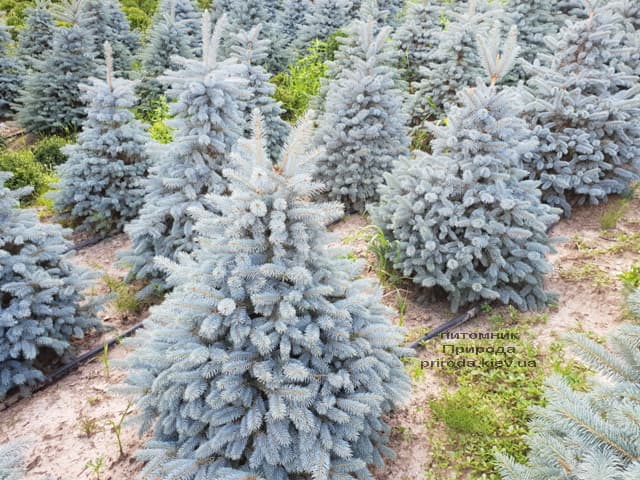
[277,0,311,48]
[81,0,139,74]
[606,0,640,76]
[0,22,22,119]
[312,0,397,116]
[630,287,640,318]
[156,0,202,54]
[229,25,290,161]
[52,46,152,236]
[120,113,411,480]
[0,173,101,400]
[522,1,640,216]
[393,0,450,84]
[315,19,409,213]
[507,0,564,65]
[409,0,503,127]
[296,0,353,51]
[217,0,284,71]
[17,0,55,71]
[0,439,30,480]
[497,325,640,479]
[273,0,312,67]
[137,10,194,102]
[373,28,561,312]
[121,17,246,296]
[17,0,98,135]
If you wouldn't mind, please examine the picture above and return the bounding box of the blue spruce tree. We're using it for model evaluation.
[52,42,152,236]
[0,21,22,119]
[81,0,139,74]
[0,173,101,400]
[606,0,640,77]
[507,0,564,66]
[155,0,202,54]
[121,14,246,297]
[393,0,450,84]
[277,0,311,48]
[137,8,193,103]
[312,0,396,117]
[497,324,640,479]
[296,0,353,51]
[17,0,98,135]
[409,0,503,128]
[213,0,287,72]
[17,0,56,71]
[315,19,409,213]
[272,0,312,67]
[230,25,290,161]
[120,112,411,480]
[373,27,561,312]
[522,0,640,216]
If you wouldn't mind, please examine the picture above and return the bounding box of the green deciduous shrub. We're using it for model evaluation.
[32,136,70,168]
[0,149,54,203]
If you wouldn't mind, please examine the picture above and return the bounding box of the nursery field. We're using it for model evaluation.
[1,197,639,479]
[1,0,640,479]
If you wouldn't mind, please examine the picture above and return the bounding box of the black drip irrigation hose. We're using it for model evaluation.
[408,304,483,349]
[63,234,115,255]
[0,322,144,412]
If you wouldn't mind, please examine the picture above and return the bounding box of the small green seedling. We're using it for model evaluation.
[99,343,110,378]
[86,455,105,480]
[108,401,134,457]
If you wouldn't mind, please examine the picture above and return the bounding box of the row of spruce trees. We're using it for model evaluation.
[0,0,639,478]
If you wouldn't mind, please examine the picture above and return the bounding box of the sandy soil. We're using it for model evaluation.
[1,197,638,479]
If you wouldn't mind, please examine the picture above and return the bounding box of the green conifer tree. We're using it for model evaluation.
[17,0,98,135]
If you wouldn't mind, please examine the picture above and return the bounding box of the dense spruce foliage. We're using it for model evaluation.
[522,1,640,216]
[296,0,353,50]
[315,18,409,213]
[53,43,152,236]
[121,114,411,480]
[137,9,194,102]
[0,21,22,119]
[17,0,55,71]
[373,27,561,312]
[0,439,30,480]
[312,0,395,116]
[507,0,564,65]
[229,25,290,161]
[81,0,139,73]
[121,15,246,296]
[155,0,201,53]
[0,173,101,400]
[409,0,502,128]
[393,0,449,83]
[17,0,98,135]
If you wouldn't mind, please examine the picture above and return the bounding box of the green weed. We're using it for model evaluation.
[427,325,546,479]
[85,455,106,480]
[619,264,640,291]
[108,401,134,457]
[103,275,143,313]
[78,415,101,437]
[559,263,612,287]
